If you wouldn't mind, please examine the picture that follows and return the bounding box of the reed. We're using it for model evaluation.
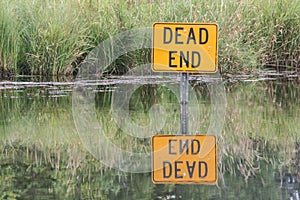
[0,1,21,74]
[0,0,299,75]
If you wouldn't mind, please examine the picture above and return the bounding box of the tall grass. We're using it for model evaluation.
[0,1,20,74]
[0,0,299,75]
[218,0,300,72]
[18,0,91,76]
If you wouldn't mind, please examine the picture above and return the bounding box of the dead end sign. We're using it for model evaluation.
[152,135,217,184]
[152,22,218,73]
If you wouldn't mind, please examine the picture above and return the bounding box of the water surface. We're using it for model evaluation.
[0,74,299,199]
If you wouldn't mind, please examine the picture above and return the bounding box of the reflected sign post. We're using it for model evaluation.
[151,22,218,184]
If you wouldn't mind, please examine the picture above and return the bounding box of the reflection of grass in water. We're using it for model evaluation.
[0,80,299,191]
[220,80,300,180]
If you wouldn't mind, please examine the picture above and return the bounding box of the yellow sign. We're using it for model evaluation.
[152,135,217,184]
[152,22,218,73]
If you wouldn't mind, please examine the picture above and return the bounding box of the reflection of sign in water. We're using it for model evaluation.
[152,22,218,73]
[152,135,217,184]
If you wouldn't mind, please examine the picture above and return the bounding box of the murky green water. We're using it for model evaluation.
[0,74,299,199]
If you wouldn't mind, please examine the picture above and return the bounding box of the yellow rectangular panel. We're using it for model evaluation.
[152,135,217,184]
[152,22,218,73]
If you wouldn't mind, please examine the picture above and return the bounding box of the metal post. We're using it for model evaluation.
[176,72,189,199]
[180,72,189,135]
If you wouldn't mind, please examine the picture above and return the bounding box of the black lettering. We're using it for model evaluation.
[191,51,201,68]
[174,161,183,179]
[186,161,196,178]
[163,161,172,178]
[168,139,177,154]
[169,51,177,68]
[199,28,208,44]
[191,139,201,154]
[175,27,184,44]
[163,27,172,44]
[180,51,189,68]
[187,28,196,44]
[179,139,189,154]
[198,161,208,178]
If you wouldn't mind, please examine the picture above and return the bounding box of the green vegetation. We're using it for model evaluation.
[0,0,299,75]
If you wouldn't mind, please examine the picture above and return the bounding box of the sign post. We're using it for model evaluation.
[152,22,218,185]
[180,72,189,135]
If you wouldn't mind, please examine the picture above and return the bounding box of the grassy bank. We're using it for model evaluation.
[0,0,299,75]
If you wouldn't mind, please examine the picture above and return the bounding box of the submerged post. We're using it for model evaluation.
[180,72,189,135]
